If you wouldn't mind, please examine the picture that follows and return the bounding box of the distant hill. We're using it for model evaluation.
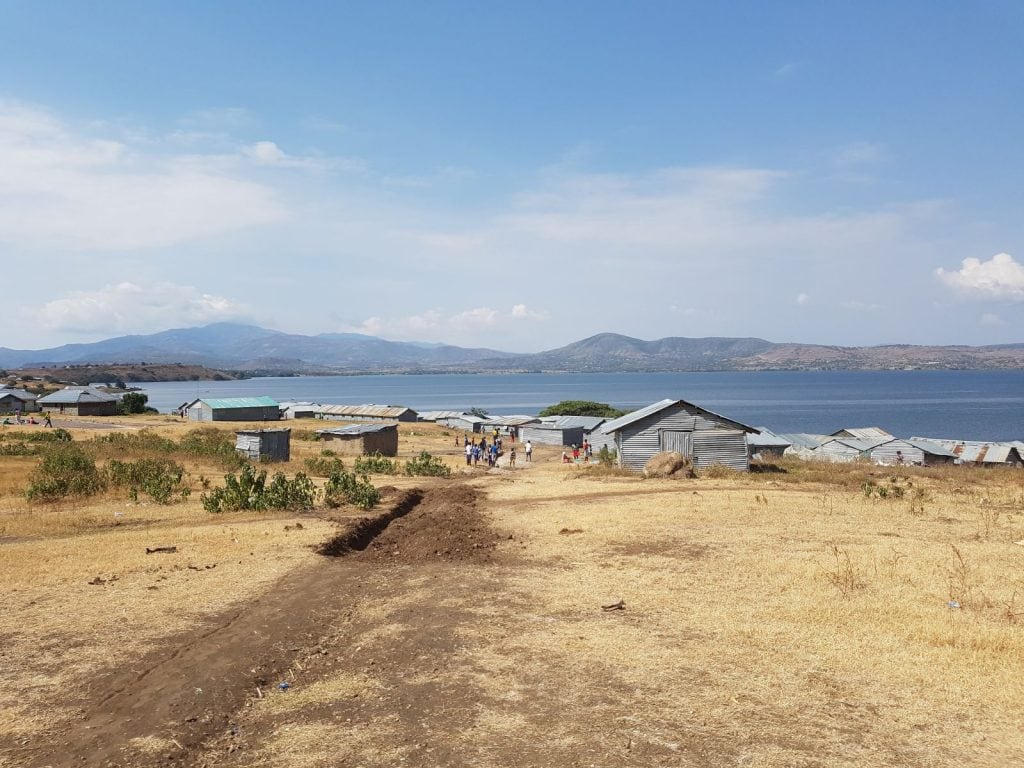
[1,324,1022,374]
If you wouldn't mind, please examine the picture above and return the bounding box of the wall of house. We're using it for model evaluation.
[616,403,749,472]
[211,406,280,422]
[869,441,925,466]
[319,429,398,456]
[520,426,585,447]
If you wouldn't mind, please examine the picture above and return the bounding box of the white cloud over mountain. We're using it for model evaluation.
[36,282,251,335]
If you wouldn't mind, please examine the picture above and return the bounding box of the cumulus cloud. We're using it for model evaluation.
[36,282,251,335]
[241,140,360,172]
[936,253,1024,301]
[0,101,285,251]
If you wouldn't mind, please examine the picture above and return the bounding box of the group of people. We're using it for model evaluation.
[562,440,592,463]
[1,411,52,427]
[459,432,534,468]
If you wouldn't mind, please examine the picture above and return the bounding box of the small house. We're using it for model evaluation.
[830,427,895,442]
[780,434,831,459]
[520,424,586,448]
[479,415,541,439]
[186,397,281,422]
[0,388,40,414]
[868,438,958,467]
[280,402,321,420]
[910,437,1024,468]
[235,429,291,462]
[317,404,418,423]
[747,427,792,459]
[594,398,757,472]
[811,438,879,463]
[38,386,118,417]
[316,423,399,456]
[437,414,489,433]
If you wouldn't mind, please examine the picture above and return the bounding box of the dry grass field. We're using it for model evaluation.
[1,416,1023,767]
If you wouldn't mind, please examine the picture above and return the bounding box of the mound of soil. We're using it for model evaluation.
[644,451,695,479]
[362,484,501,565]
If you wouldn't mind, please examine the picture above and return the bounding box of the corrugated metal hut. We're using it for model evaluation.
[0,388,40,414]
[480,415,541,439]
[748,427,792,459]
[280,402,320,420]
[831,427,895,442]
[235,429,291,462]
[903,439,958,466]
[316,423,399,456]
[780,433,831,459]
[317,404,418,422]
[37,386,118,416]
[438,414,488,432]
[812,438,878,463]
[186,396,281,422]
[866,438,957,466]
[594,398,756,472]
[520,424,586,447]
[910,438,1024,468]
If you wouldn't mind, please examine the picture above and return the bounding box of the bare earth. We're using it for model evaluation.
[1,418,1023,767]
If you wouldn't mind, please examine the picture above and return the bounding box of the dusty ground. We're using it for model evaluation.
[1,419,1024,767]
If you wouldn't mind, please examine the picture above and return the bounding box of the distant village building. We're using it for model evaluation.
[185,396,281,422]
[479,415,541,438]
[317,404,418,423]
[316,423,399,456]
[37,386,118,417]
[0,388,40,414]
[279,402,321,420]
[812,438,879,463]
[747,427,792,459]
[830,427,895,442]
[520,423,586,448]
[436,414,489,433]
[594,398,756,472]
[868,438,958,467]
[779,434,831,459]
[912,438,1024,468]
[235,429,291,462]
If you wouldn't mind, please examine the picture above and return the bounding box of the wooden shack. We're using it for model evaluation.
[316,423,399,456]
[235,429,291,462]
[595,398,756,472]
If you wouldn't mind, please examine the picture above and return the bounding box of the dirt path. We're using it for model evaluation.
[16,485,503,768]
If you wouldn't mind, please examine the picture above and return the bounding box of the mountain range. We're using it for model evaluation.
[2,323,1023,373]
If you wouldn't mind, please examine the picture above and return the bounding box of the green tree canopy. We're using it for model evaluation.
[537,400,626,418]
[119,392,150,414]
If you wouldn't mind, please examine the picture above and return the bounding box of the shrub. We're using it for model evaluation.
[202,464,314,513]
[323,469,380,510]
[354,452,399,475]
[538,400,626,418]
[597,445,618,466]
[305,451,346,476]
[180,427,246,468]
[118,392,150,414]
[25,444,107,501]
[93,430,177,453]
[107,457,188,504]
[404,451,451,477]
[7,428,73,443]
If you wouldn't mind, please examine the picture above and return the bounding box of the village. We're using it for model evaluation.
[3,383,1022,471]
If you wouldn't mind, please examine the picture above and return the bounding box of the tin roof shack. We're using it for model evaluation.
[38,386,118,416]
[186,397,281,422]
[317,405,418,423]
[910,438,1024,468]
[596,398,757,473]
[520,424,586,448]
[831,427,895,442]
[747,427,792,459]
[437,414,488,433]
[235,429,291,462]
[280,402,321,420]
[867,438,957,467]
[0,388,40,414]
[780,433,831,459]
[481,415,541,437]
[316,423,399,457]
[812,438,879,463]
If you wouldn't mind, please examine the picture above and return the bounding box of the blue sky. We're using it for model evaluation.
[2,1,1023,350]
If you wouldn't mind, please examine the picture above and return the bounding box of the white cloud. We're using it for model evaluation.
[36,282,251,335]
[980,312,1004,326]
[936,253,1024,301]
[0,101,286,250]
[796,293,810,306]
[241,140,360,172]
[347,305,547,342]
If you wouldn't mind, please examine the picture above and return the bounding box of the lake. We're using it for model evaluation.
[132,370,1024,442]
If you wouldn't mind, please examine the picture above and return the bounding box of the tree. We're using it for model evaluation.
[119,392,150,414]
[468,407,489,418]
[537,400,626,418]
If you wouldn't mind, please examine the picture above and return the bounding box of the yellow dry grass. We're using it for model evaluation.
[2,416,1023,766]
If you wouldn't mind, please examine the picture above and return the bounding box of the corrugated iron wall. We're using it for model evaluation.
[693,430,749,471]
[869,442,924,466]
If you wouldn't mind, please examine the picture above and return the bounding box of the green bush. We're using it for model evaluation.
[93,430,177,453]
[0,442,36,456]
[202,464,315,513]
[25,444,107,501]
[538,400,626,418]
[323,468,380,510]
[118,392,150,414]
[7,428,73,443]
[404,451,451,477]
[107,457,188,504]
[354,452,399,475]
[179,427,246,468]
[305,451,346,476]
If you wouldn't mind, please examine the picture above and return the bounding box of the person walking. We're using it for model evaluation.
[524,439,532,462]
[44,412,53,428]
[509,446,517,468]
[572,443,580,462]
[465,441,473,466]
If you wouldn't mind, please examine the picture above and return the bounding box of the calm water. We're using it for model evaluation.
[133,370,1024,441]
